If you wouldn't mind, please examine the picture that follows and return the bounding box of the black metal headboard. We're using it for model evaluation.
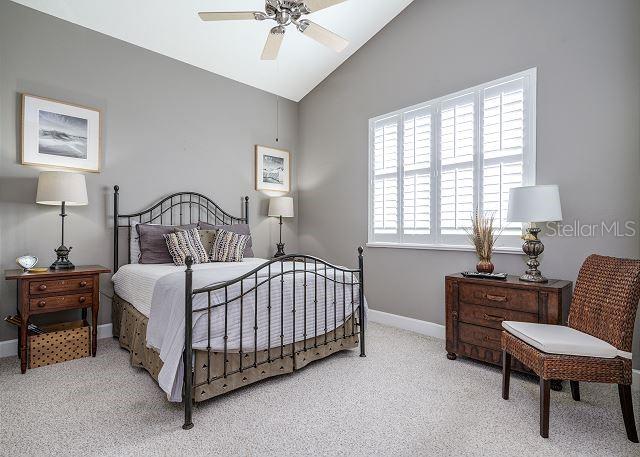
[113,185,249,272]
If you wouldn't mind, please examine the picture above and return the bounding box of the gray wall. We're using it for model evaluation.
[297,0,640,366]
[0,0,299,342]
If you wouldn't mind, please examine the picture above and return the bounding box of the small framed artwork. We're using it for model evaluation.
[21,94,101,172]
[255,145,290,192]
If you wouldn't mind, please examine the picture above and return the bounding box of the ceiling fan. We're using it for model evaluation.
[198,0,350,60]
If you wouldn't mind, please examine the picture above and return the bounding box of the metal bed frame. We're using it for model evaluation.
[113,186,366,429]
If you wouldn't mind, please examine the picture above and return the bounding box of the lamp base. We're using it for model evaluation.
[519,271,548,283]
[50,245,75,270]
[273,243,286,258]
[519,227,548,283]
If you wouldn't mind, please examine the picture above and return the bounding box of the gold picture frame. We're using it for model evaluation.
[21,93,102,173]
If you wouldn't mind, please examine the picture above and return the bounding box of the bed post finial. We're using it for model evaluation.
[113,185,120,274]
[357,246,366,357]
[183,255,194,430]
[244,196,250,224]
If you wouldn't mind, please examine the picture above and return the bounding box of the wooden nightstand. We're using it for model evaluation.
[445,273,572,389]
[5,265,110,373]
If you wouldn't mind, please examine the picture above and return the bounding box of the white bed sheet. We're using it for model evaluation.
[112,258,269,317]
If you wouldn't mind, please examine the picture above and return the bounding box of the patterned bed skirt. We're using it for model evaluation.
[111,294,360,402]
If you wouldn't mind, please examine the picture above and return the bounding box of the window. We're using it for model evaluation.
[368,69,536,249]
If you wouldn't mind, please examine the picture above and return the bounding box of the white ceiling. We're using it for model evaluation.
[11,0,414,101]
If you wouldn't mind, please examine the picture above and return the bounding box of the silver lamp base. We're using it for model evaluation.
[520,227,548,283]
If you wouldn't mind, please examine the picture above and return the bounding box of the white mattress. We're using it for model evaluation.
[112,258,269,317]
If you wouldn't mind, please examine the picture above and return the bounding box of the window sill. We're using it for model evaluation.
[366,242,523,254]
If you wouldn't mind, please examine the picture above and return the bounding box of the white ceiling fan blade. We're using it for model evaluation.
[303,0,348,13]
[198,11,263,21]
[298,20,348,53]
[261,27,285,60]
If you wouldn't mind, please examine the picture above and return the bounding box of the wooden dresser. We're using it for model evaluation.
[445,274,572,375]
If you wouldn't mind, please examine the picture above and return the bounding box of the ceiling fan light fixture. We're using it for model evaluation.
[198,0,351,59]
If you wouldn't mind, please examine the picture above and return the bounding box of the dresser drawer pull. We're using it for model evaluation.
[486,294,507,302]
[38,284,47,291]
[79,296,86,303]
[79,281,88,287]
[482,313,505,322]
[483,335,500,344]
[37,300,47,307]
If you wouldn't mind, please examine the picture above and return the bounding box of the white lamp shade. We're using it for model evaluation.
[268,197,294,218]
[36,171,88,206]
[507,185,562,223]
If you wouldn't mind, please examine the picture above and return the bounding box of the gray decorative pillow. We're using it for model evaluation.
[199,222,254,257]
[136,223,197,264]
[164,228,209,266]
[211,229,251,263]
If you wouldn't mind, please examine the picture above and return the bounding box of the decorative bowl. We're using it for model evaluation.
[16,255,38,271]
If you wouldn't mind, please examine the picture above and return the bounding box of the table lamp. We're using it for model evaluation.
[36,171,88,270]
[507,185,562,283]
[268,196,294,258]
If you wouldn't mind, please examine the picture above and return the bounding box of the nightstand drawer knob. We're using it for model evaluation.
[79,296,86,303]
[79,281,88,287]
[38,300,46,307]
[38,284,47,291]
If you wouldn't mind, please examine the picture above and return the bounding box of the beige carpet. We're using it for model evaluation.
[0,323,638,456]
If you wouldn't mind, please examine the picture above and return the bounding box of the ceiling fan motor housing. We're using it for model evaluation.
[266,1,308,25]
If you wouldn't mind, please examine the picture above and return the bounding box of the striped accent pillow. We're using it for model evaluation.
[163,228,209,266]
[211,229,251,262]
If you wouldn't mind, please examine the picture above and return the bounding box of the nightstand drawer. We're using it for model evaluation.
[458,322,502,351]
[458,303,538,330]
[459,283,538,313]
[29,293,92,312]
[29,276,94,295]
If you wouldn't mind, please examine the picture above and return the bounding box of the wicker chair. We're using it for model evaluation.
[501,254,640,442]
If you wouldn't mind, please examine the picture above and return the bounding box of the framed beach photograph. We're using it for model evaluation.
[21,94,101,172]
[255,145,290,192]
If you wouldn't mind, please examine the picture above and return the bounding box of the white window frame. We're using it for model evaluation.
[367,68,537,253]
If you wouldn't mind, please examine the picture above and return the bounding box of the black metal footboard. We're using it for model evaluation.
[182,248,366,429]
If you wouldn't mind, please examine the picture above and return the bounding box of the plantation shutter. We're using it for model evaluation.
[372,115,400,240]
[481,77,528,233]
[440,93,475,236]
[368,68,535,249]
[402,107,432,237]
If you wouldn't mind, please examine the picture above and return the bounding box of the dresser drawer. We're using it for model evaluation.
[458,303,538,330]
[29,276,93,295]
[29,293,92,312]
[458,322,502,351]
[459,283,538,313]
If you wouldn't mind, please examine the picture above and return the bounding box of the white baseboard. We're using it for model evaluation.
[367,309,640,392]
[0,323,113,359]
[368,309,446,340]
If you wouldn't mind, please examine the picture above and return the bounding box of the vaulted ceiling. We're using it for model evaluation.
[11,0,414,101]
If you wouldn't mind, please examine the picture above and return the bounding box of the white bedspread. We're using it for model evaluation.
[112,260,366,402]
